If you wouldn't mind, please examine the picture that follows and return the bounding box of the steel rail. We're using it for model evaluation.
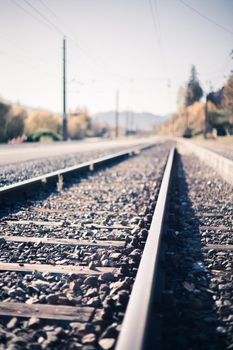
[0,144,154,201]
[115,147,175,350]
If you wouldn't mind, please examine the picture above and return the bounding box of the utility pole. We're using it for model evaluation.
[62,36,67,141]
[204,94,208,139]
[129,112,134,134]
[126,110,129,136]
[185,108,189,130]
[115,89,119,138]
[204,81,212,139]
[167,80,174,136]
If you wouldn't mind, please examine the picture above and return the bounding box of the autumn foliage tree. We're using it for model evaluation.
[68,109,92,139]
[5,105,26,141]
[224,74,233,114]
[0,100,26,142]
[185,65,203,107]
[201,76,233,135]
[0,101,10,142]
[24,110,61,135]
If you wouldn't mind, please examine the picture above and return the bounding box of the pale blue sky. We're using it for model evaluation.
[0,0,232,115]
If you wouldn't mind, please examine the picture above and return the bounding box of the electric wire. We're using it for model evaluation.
[152,0,163,40]
[178,0,233,36]
[148,0,162,49]
[148,0,168,77]
[22,0,64,36]
[37,0,98,74]
[13,0,96,77]
[25,0,132,81]
[0,33,60,74]
[9,0,96,82]
[0,49,59,79]
[148,0,173,111]
[37,0,136,81]
[10,0,54,30]
[38,0,89,53]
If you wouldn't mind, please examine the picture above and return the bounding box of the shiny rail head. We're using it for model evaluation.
[115,147,175,350]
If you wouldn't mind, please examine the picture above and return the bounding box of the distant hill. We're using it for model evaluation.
[92,111,169,131]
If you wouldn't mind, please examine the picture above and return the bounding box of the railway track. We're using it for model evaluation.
[0,142,172,350]
[0,143,154,187]
[0,141,232,350]
[0,144,153,200]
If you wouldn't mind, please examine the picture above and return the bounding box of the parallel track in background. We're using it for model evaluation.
[0,144,154,202]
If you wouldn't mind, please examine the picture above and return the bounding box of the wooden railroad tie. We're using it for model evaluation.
[5,220,63,227]
[0,302,97,322]
[200,225,232,232]
[4,220,133,230]
[33,208,110,215]
[1,235,125,248]
[0,262,120,276]
[203,244,233,251]
[32,207,139,216]
[196,212,224,218]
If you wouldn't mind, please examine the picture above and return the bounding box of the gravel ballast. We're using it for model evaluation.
[160,152,233,350]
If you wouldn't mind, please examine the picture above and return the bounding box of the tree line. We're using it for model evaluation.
[159,61,233,137]
[0,101,109,143]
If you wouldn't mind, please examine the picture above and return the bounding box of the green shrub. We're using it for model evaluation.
[208,110,229,126]
[24,111,61,135]
[26,130,62,142]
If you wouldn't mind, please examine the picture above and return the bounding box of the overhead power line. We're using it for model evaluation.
[38,0,91,56]
[148,0,162,49]
[23,0,64,35]
[153,0,163,41]
[0,33,61,72]
[37,0,133,81]
[178,0,233,36]
[10,0,97,76]
[11,0,158,85]
[10,0,54,29]
[25,0,131,81]
[0,49,59,79]
[38,0,87,50]
[148,0,169,76]
[148,0,172,111]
